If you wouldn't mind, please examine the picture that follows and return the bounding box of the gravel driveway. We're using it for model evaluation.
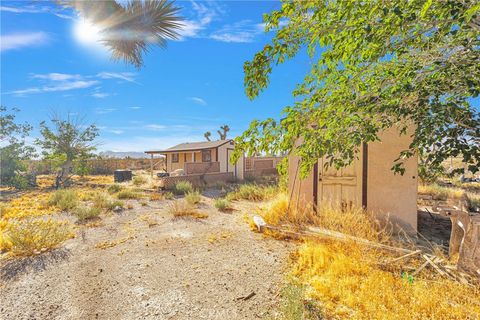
[0,196,292,320]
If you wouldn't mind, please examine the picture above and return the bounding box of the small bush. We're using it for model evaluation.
[107,184,124,194]
[5,218,73,255]
[116,189,143,200]
[214,198,232,212]
[107,200,124,211]
[168,200,208,219]
[48,189,78,211]
[133,175,148,186]
[185,191,201,206]
[92,192,111,208]
[140,201,148,206]
[173,181,193,195]
[150,193,163,201]
[127,203,134,210]
[73,205,101,222]
[226,184,277,201]
[163,192,174,200]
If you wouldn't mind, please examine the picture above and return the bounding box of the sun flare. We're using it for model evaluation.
[73,18,101,45]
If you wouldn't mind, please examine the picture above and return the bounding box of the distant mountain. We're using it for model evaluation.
[98,151,150,159]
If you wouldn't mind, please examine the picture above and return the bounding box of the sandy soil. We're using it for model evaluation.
[0,194,293,320]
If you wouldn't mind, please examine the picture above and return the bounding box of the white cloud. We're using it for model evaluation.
[177,1,223,40]
[10,80,99,96]
[31,73,82,81]
[97,72,137,83]
[0,5,73,19]
[209,20,261,43]
[144,124,167,131]
[7,72,134,96]
[0,32,49,52]
[92,92,110,98]
[95,108,117,115]
[129,106,142,110]
[189,97,207,106]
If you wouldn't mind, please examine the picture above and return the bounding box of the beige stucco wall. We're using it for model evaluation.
[166,149,219,172]
[288,153,315,210]
[218,141,244,180]
[367,127,418,233]
[288,127,418,233]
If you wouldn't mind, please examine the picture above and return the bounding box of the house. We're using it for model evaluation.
[145,140,244,187]
[288,126,418,233]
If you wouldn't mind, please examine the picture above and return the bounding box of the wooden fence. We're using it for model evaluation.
[26,158,165,175]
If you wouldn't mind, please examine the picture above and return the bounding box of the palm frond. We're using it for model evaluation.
[62,0,183,68]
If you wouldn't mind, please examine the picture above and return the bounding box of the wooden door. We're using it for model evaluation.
[317,153,363,211]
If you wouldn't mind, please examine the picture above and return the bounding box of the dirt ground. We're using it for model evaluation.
[0,193,293,320]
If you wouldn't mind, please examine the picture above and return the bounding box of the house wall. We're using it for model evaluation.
[288,127,418,233]
[217,141,244,180]
[165,149,218,172]
[367,127,418,233]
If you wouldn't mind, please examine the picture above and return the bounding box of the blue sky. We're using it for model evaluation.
[1,1,310,152]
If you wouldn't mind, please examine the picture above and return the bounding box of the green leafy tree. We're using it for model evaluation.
[0,107,35,188]
[235,0,480,178]
[35,115,99,188]
[60,0,183,68]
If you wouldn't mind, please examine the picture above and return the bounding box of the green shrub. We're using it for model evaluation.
[226,184,277,201]
[168,200,208,219]
[49,189,78,211]
[116,189,143,200]
[133,175,147,186]
[185,191,201,206]
[107,200,124,211]
[107,184,124,194]
[92,192,111,209]
[214,198,232,212]
[173,181,193,195]
[73,205,101,222]
[164,192,174,200]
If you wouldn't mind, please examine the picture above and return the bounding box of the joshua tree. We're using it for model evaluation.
[204,131,212,141]
[62,0,183,68]
[217,125,230,140]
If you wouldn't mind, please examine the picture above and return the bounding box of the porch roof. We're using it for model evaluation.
[145,140,232,154]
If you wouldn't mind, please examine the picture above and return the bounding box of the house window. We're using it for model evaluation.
[172,153,179,163]
[202,150,211,162]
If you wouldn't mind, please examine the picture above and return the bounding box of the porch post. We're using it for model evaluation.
[150,153,153,177]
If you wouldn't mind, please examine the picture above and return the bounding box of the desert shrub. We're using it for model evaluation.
[107,184,124,194]
[163,192,174,200]
[140,201,148,206]
[173,181,193,195]
[226,184,277,201]
[214,198,232,212]
[48,189,78,211]
[116,189,143,200]
[107,200,124,211]
[149,193,163,201]
[92,192,111,208]
[133,175,148,186]
[5,218,73,255]
[73,205,101,222]
[168,200,208,219]
[185,191,201,206]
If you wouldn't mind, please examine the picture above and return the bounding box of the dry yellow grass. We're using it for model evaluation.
[168,200,208,219]
[260,194,480,319]
[291,241,480,320]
